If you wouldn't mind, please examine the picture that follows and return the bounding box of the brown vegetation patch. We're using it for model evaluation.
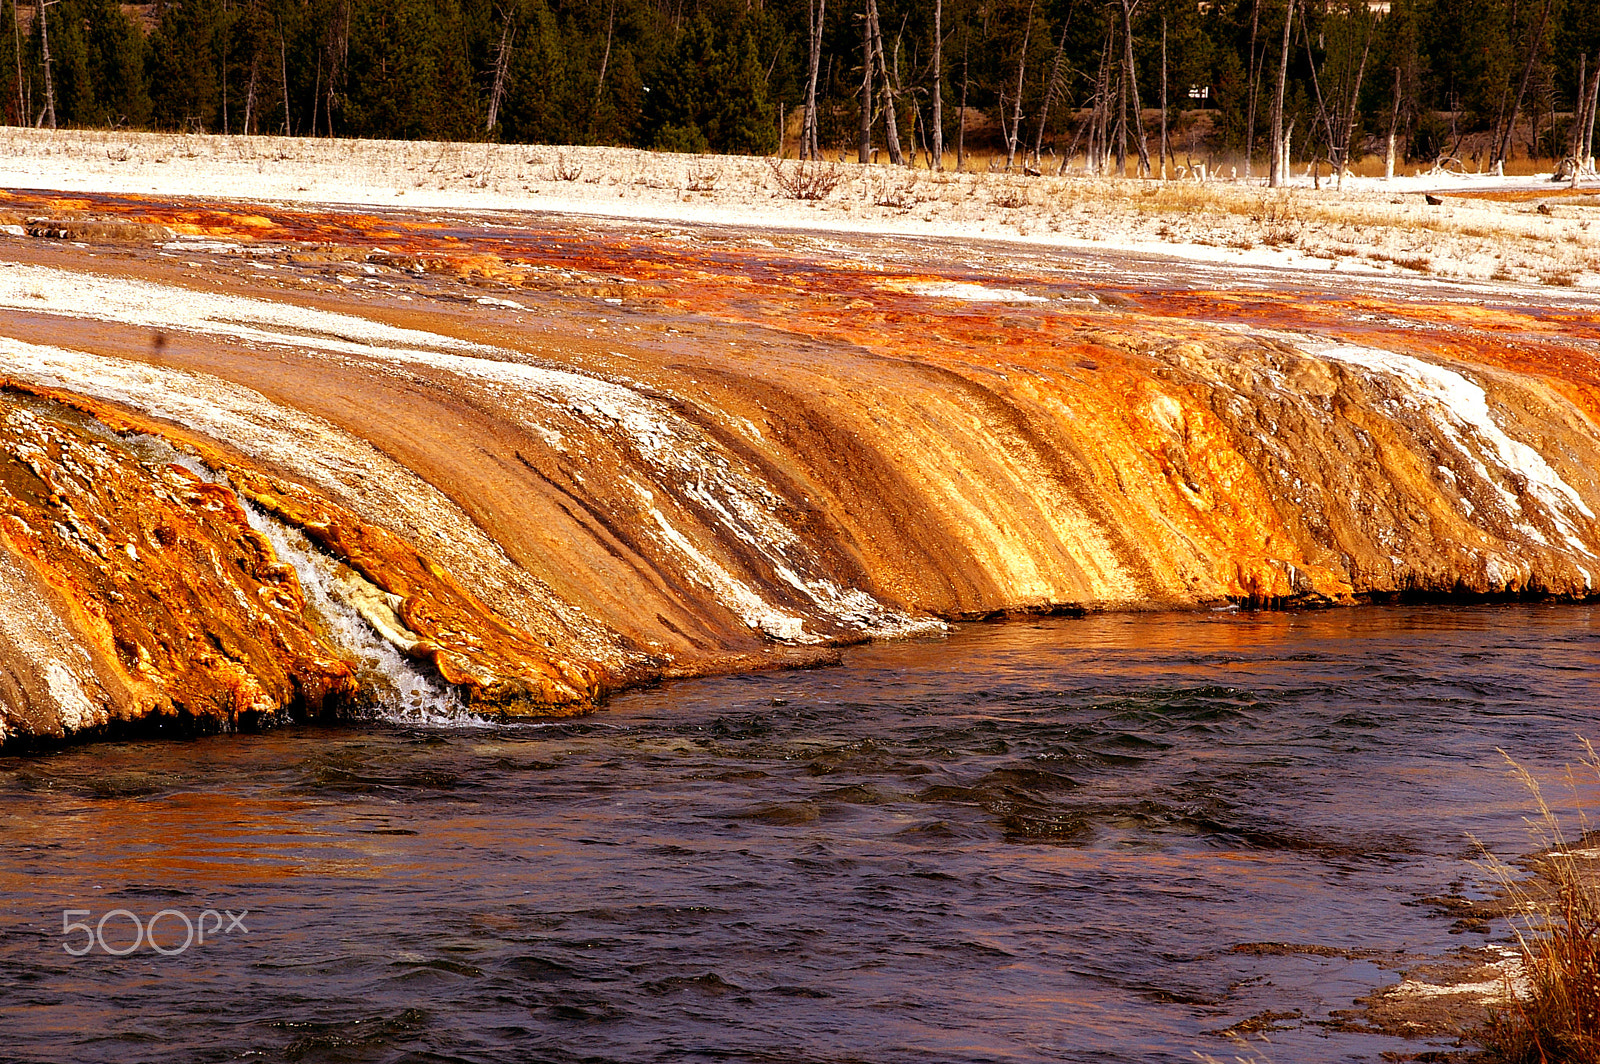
[24,216,173,244]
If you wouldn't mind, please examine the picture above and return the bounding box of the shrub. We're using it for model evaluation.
[767,158,843,201]
[653,124,711,155]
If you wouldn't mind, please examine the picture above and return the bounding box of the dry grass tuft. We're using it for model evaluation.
[551,153,582,182]
[1471,744,1600,1064]
[872,173,919,211]
[989,185,1029,209]
[685,162,721,192]
[1367,250,1434,273]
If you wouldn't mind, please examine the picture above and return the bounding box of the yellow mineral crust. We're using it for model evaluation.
[0,194,1596,744]
[0,398,355,740]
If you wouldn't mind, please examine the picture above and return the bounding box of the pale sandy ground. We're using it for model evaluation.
[1,127,1598,288]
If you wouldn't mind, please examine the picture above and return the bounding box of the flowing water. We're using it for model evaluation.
[1,605,1597,1063]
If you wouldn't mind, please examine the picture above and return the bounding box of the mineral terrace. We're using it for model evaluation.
[1,166,1598,746]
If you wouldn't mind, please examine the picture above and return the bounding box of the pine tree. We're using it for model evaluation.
[645,2,777,154]
[77,0,149,126]
[344,0,481,139]
[149,0,229,130]
[1,0,22,125]
[500,0,578,143]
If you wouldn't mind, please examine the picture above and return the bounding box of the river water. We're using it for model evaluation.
[1,605,1596,1063]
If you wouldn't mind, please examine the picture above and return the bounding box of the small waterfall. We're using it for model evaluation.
[239,501,492,729]
[33,409,493,728]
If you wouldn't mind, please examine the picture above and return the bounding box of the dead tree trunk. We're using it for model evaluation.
[1120,45,1132,174]
[1032,1,1077,165]
[486,10,515,133]
[931,0,942,168]
[1268,0,1294,187]
[957,33,968,169]
[1569,54,1586,163]
[279,23,292,135]
[867,0,903,164]
[1567,54,1598,176]
[802,0,826,159]
[859,5,873,162]
[592,0,615,134]
[328,0,349,138]
[1059,93,1089,173]
[1159,16,1168,179]
[998,87,1012,161]
[325,46,336,138]
[1336,10,1373,188]
[1089,26,1112,172]
[36,0,55,129]
[1493,0,1555,172]
[1299,14,1338,184]
[1005,0,1035,169]
[1118,0,1151,176]
[244,53,259,135]
[1572,58,1590,167]
[1244,0,1261,178]
[1586,57,1600,167]
[1385,66,1400,179]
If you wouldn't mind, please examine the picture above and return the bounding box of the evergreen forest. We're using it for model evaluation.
[5,0,1600,174]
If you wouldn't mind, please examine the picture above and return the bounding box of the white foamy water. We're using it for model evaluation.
[241,501,493,729]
